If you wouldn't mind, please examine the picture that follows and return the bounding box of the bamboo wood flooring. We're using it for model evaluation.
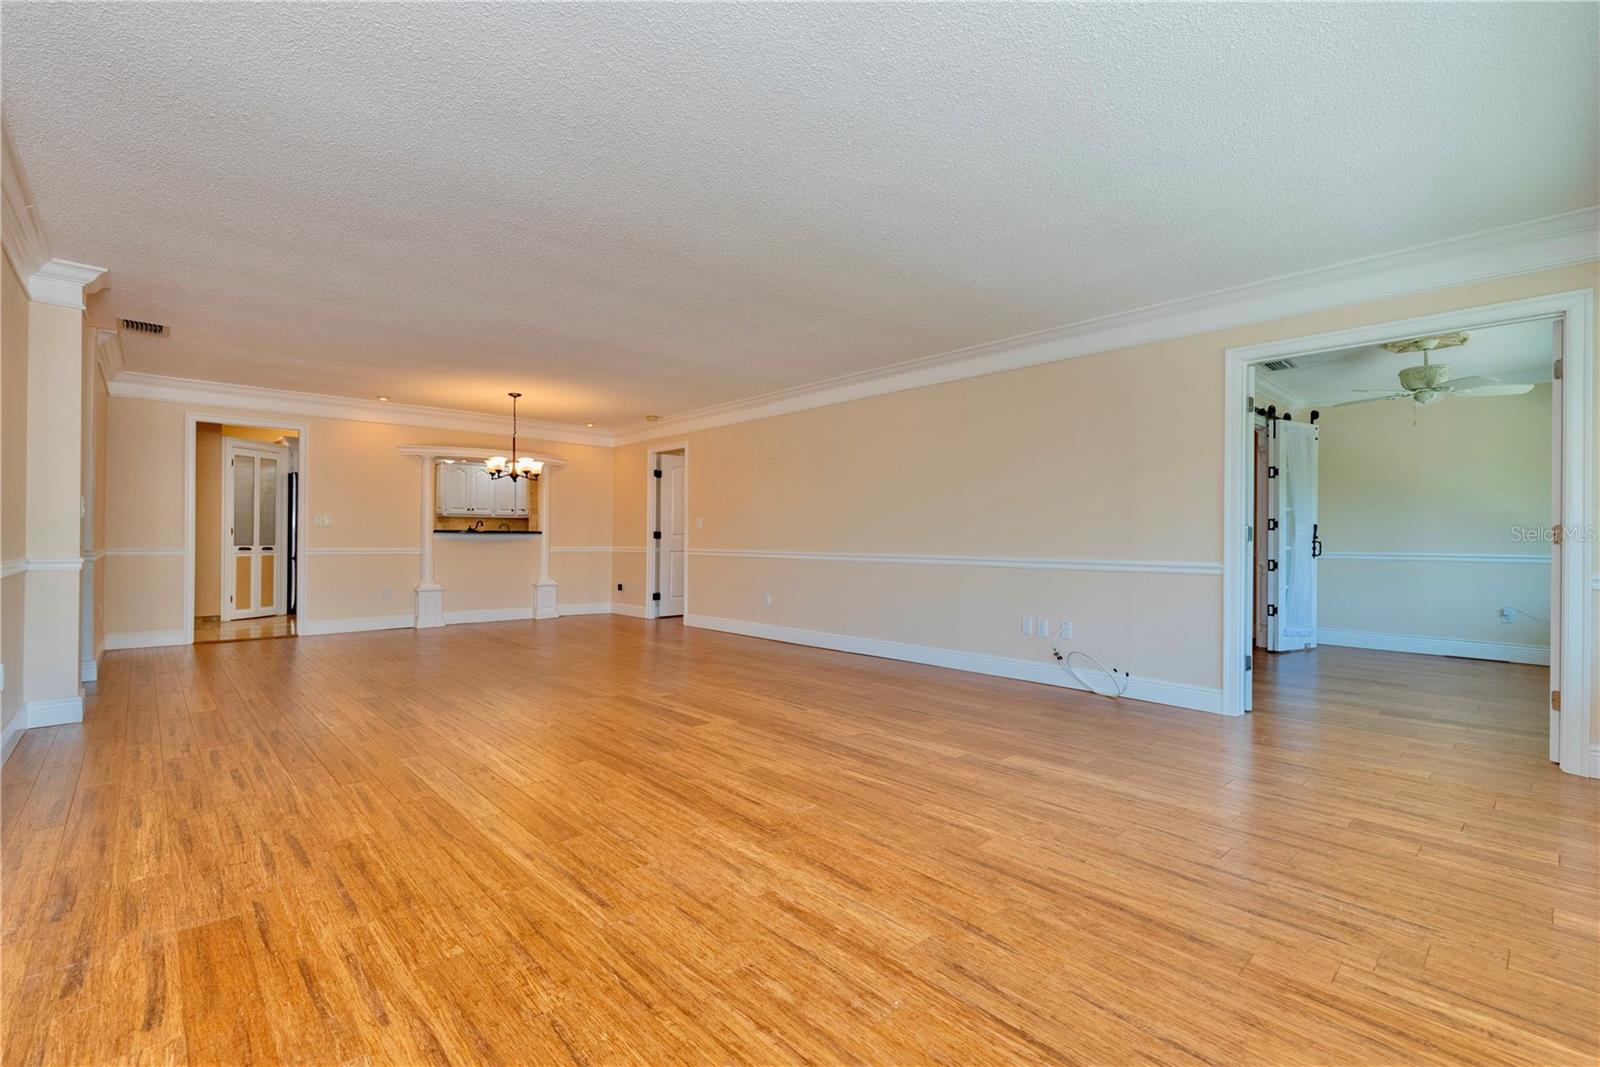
[3,619,1595,1065]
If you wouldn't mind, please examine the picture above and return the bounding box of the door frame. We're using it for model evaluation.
[220,436,290,621]
[1222,289,1594,777]
[183,412,311,645]
[643,442,690,620]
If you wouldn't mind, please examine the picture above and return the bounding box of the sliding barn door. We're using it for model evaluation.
[1266,420,1319,652]
[223,438,290,621]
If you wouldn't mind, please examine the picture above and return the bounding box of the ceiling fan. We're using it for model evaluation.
[1326,332,1535,408]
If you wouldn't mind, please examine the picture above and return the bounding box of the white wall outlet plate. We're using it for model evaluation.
[1036,618,1050,637]
[1021,616,1033,635]
[1058,621,1072,639]
[763,592,772,607]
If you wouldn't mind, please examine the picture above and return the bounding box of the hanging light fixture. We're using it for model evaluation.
[485,392,542,481]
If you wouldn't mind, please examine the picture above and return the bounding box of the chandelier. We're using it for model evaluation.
[485,392,542,482]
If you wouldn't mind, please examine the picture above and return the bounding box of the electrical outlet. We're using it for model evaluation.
[1035,618,1049,637]
[696,517,703,529]
[1021,616,1033,636]
[1057,621,1072,640]
[1500,607,1514,624]
[382,586,392,600]
[763,592,772,607]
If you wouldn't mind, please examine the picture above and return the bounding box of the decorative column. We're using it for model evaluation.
[533,467,559,619]
[414,457,445,628]
[19,261,106,726]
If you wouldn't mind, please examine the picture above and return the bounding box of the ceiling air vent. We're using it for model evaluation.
[121,318,166,335]
[1261,359,1296,372]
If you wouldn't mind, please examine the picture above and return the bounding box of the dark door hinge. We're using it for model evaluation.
[653,531,662,540]
[652,592,661,601]
[1266,604,1278,617]
[653,469,663,478]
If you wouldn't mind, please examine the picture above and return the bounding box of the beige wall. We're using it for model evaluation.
[613,263,1599,720]
[1,257,28,738]
[105,398,614,635]
[1317,384,1551,649]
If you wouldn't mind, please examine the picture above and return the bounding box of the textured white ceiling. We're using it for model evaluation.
[1261,318,1557,407]
[3,3,1595,427]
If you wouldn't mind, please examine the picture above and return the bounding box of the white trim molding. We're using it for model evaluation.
[611,603,649,618]
[24,697,84,728]
[79,658,99,684]
[1320,551,1550,566]
[104,630,187,650]
[298,615,415,637]
[689,548,1223,576]
[614,208,1599,445]
[1224,288,1594,779]
[1319,629,1550,666]
[551,546,623,554]
[444,607,535,625]
[555,602,613,616]
[26,259,107,310]
[112,373,611,446]
[686,613,1222,715]
[1,713,22,765]
[302,547,421,557]
[19,557,83,572]
[0,559,24,579]
[103,547,184,558]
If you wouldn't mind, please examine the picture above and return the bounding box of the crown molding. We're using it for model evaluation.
[106,371,614,446]
[92,328,124,385]
[613,207,1600,445]
[27,259,108,310]
[1,125,49,283]
[1252,374,1309,413]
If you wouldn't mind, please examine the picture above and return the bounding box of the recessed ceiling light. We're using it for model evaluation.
[585,422,595,427]
[644,414,661,422]
[376,396,389,402]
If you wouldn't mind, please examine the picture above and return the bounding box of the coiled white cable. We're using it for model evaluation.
[1049,640,1129,698]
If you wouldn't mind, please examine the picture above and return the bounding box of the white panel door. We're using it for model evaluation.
[222,439,289,621]
[1266,420,1318,652]
[657,453,687,617]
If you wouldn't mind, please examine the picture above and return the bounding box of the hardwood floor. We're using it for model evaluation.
[193,614,297,644]
[3,619,1595,1065]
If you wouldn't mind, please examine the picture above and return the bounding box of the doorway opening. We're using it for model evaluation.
[645,444,688,619]
[1223,291,1593,777]
[193,420,300,643]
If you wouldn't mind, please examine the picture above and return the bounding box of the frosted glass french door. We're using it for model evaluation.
[1266,420,1319,652]
[222,439,289,620]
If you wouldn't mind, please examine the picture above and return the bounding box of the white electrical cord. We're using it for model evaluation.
[1049,639,1129,698]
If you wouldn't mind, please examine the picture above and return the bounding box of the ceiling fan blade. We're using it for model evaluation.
[1454,384,1535,397]
[1314,393,1411,407]
[1435,375,1499,391]
[1351,387,1410,393]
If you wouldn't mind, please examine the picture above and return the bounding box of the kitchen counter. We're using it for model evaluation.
[433,530,542,537]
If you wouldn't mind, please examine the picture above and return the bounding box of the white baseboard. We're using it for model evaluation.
[25,697,84,728]
[1319,628,1550,665]
[557,602,613,616]
[1,714,23,764]
[104,630,186,650]
[80,657,98,683]
[298,614,415,636]
[445,607,534,624]
[610,603,648,618]
[685,613,1223,715]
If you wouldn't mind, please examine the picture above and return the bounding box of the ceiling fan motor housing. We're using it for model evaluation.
[1399,361,1451,392]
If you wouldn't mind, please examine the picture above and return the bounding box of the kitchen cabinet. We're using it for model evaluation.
[436,462,531,517]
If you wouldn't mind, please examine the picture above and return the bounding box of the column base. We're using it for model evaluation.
[415,584,446,629]
[534,579,560,620]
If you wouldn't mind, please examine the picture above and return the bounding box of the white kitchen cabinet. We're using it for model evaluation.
[436,462,532,518]
[436,462,474,516]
